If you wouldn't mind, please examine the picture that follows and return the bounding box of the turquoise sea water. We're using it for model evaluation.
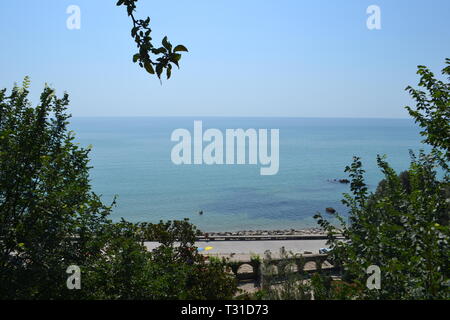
[70,117,425,232]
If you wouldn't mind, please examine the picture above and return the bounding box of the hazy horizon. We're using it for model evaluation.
[70,115,414,119]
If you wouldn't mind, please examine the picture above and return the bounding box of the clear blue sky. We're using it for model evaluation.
[0,0,449,118]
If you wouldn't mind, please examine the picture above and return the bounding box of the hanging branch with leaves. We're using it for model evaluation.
[116,0,188,80]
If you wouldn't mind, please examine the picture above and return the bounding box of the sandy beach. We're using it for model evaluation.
[145,239,327,255]
[145,228,330,258]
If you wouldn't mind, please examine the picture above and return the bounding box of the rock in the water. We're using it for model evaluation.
[326,207,336,214]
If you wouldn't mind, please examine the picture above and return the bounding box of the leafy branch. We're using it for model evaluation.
[116,0,188,80]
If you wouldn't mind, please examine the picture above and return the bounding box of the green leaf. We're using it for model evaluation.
[144,62,155,74]
[170,53,182,68]
[162,36,172,51]
[132,54,140,63]
[156,64,164,78]
[173,45,188,52]
[152,47,167,55]
[166,64,172,79]
[131,27,138,37]
[171,53,182,62]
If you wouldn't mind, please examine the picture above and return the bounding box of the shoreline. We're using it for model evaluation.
[200,228,327,237]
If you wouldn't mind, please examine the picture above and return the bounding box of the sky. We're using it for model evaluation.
[0,0,449,118]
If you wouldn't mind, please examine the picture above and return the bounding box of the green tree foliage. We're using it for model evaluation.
[116,0,189,80]
[83,219,237,300]
[0,80,236,299]
[314,60,450,299]
[405,58,450,164]
[0,78,113,298]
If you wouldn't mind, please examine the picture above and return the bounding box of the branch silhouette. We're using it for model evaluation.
[116,0,188,80]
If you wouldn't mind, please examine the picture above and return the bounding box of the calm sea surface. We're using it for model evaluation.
[70,117,425,232]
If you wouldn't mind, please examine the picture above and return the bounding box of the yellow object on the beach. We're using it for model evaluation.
[205,246,214,251]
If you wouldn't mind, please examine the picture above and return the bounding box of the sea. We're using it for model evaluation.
[69,117,426,232]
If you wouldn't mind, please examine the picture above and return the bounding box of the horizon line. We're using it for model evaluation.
[70,115,412,120]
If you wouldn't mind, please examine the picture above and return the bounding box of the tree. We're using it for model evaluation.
[0,78,113,299]
[406,58,450,165]
[314,60,450,299]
